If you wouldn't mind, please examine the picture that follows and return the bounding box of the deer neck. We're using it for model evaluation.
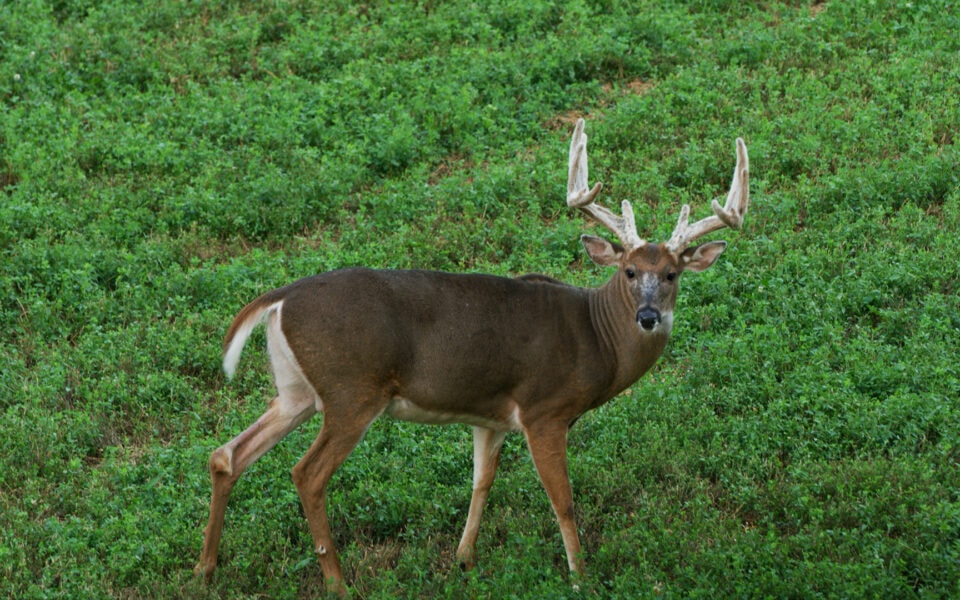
[588,277,671,397]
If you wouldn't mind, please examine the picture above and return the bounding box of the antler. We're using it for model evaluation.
[567,119,644,250]
[665,138,749,253]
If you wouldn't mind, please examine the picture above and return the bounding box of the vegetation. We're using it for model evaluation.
[2,0,958,597]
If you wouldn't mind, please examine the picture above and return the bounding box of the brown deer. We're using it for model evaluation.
[195,119,749,594]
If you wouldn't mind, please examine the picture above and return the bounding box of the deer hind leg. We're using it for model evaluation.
[197,310,319,580]
[291,395,387,596]
[523,421,585,576]
[195,391,317,579]
[456,426,507,571]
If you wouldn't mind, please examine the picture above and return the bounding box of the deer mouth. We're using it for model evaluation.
[636,307,662,331]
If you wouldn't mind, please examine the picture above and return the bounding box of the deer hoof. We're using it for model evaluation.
[194,562,214,581]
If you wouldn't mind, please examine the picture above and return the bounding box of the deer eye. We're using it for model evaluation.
[666,272,677,282]
[625,267,636,279]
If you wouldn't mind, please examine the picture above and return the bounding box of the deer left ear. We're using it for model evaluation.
[681,240,726,272]
[581,234,624,266]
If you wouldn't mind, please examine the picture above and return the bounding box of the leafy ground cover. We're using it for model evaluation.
[2,0,958,597]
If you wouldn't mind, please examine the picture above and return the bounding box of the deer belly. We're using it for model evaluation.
[386,397,521,432]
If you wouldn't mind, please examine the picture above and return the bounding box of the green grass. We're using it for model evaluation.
[3,0,959,597]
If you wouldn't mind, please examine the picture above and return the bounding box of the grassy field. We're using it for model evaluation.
[2,0,959,597]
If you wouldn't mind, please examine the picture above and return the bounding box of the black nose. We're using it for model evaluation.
[637,307,661,331]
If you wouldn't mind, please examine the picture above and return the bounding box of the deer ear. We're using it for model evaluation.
[681,240,726,272]
[581,234,624,266]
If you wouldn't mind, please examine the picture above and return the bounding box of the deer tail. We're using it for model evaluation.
[222,295,284,380]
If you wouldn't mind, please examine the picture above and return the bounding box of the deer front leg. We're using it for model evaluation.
[196,394,316,579]
[456,426,507,571]
[523,422,585,576]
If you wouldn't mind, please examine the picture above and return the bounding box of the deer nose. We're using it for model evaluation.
[636,307,661,331]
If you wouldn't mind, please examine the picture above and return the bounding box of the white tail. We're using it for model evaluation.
[221,300,282,379]
[196,119,750,595]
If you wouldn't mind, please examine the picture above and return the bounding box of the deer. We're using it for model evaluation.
[195,118,749,595]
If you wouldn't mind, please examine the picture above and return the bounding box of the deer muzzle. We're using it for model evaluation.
[636,307,662,331]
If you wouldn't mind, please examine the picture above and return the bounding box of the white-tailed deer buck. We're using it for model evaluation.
[196,119,749,594]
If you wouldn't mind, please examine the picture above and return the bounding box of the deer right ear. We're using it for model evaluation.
[680,240,726,272]
[581,234,624,266]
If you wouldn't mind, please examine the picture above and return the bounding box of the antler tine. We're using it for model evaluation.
[566,118,643,249]
[566,119,600,207]
[666,137,749,253]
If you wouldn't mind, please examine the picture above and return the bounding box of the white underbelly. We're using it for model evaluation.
[386,397,522,432]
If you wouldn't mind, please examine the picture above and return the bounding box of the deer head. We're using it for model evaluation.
[567,118,749,333]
